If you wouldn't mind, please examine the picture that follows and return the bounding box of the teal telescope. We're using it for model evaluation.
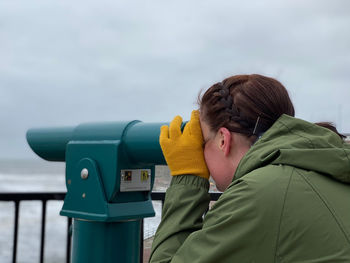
[27,120,168,263]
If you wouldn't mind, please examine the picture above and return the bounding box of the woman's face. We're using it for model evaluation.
[200,119,235,191]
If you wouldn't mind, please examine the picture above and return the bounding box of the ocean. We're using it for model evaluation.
[0,159,169,263]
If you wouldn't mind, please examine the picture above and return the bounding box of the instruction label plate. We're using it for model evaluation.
[120,169,151,192]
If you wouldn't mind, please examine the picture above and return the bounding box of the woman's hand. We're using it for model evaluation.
[159,110,210,179]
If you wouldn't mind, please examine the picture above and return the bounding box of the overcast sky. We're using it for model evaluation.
[0,0,349,159]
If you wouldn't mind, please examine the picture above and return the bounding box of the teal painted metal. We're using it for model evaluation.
[71,219,141,263]
[27,120,167,221]
[26,126,74,161]
[62,142,156,221]
[26,121,168,164]
[124,122,167,165]
[26,120,172,262]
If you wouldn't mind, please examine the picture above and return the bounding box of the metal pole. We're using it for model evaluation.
[71,219,142,263]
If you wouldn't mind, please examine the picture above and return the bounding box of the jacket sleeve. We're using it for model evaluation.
[149,175,211,262]
[149,170,285,263]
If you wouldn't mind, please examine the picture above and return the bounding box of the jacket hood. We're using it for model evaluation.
[234,114,350,183]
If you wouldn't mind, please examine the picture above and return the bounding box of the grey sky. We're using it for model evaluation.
[0,0,349,159]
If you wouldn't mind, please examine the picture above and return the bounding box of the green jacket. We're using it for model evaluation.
[149,114,350,263]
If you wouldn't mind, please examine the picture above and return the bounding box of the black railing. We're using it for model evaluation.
[0,193,70,263]
[0,191,221,263]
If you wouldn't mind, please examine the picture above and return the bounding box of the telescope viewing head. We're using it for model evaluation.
[27,120,168,221]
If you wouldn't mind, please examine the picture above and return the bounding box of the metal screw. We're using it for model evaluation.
[81,168,89,179]
[82,193,86,198]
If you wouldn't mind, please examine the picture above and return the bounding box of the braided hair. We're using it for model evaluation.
[199,74,295,137]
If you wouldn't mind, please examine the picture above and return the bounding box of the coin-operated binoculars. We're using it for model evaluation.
[27,120,168,263]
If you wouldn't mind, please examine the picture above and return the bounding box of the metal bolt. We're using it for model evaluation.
[81,168,89,179]
[82,193,86,198]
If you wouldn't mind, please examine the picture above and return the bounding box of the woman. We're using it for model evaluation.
[149,74,350,262]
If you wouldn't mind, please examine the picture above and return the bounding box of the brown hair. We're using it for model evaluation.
[199,74,294,136]
[199,74,346,140]
[315,122,346,140]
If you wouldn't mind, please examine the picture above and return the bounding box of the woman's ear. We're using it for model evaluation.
[217,127,232,156]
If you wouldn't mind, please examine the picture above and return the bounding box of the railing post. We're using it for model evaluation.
[67,217,72,263]
[40,200,47,263]
[12,200,20,263]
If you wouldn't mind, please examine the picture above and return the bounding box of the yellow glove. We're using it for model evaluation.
[159,110,209,179]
